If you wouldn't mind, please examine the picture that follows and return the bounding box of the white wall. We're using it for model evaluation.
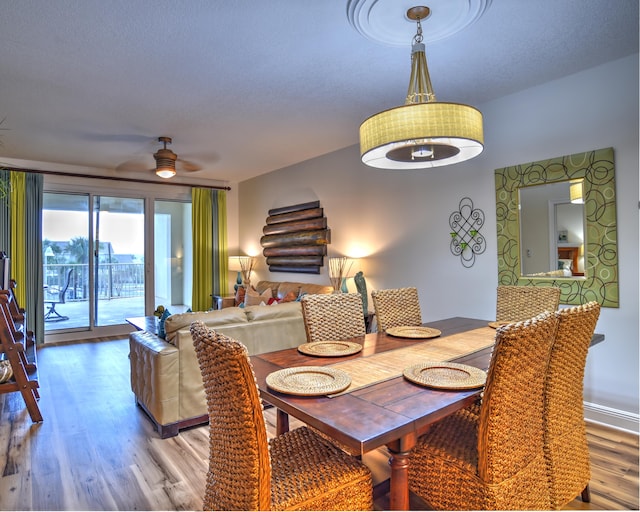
[238,54,639,431]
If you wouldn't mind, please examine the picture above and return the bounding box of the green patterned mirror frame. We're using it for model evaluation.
[495,147,618,307]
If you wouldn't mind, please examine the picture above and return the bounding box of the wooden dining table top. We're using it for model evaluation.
[252,317,497,453]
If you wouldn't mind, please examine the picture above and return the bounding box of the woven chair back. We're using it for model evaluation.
[478,311,559,484]
[495,285,561,322]
[371,287,422,332]
[300,293,365,343]
[545,301,600,507]
[191,321,271,511]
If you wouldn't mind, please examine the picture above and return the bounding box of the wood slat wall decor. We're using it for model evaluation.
[261,201,330,274]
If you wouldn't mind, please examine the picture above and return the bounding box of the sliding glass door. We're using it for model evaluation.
[42,185,193,340]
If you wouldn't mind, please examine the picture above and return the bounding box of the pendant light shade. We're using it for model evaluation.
[360,6,484,169]
[570,179,584,204]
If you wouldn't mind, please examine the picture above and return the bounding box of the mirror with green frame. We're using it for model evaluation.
[495,147,618,307]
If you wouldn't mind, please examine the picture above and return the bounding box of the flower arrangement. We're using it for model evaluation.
[238,256,255,287]
[328,257,353,293]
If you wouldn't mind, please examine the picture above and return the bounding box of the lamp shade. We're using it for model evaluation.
[228,256,243,272]
[570,179,584,204]
[360,102,484,169]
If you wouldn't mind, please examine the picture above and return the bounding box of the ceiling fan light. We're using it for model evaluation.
[153,137,178,178]
[156,166,176,179]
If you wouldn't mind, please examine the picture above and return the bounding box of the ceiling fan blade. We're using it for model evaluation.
[77,132,156,145]
[177,158,203,172]
[115,158,153,173]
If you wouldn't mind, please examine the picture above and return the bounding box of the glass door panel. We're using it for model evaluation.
[154,200,192,313]
[93,196,145,326]
[43,193,91,331]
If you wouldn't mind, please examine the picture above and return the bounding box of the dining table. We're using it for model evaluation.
[251,316,605,510]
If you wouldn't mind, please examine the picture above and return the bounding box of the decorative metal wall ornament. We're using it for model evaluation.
[260,201,330,274]
[449,197,486,268]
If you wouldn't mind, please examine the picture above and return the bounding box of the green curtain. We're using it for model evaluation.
[192,188,228,311]
[213,191,228,298]
[0,171,10,253]
[0,170,44,343]
[25,173,44,343]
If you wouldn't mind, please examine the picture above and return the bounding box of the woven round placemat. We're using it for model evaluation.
[266,366,352,396]
[403,360,486,390]
[386,326,442,339]
[298,341,363,357]
[488,320,512,329]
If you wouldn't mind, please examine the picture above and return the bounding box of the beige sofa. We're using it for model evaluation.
[129,280,332,437]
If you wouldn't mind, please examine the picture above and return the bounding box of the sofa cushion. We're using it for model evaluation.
[165,308,248,338]
[244,301,302,321]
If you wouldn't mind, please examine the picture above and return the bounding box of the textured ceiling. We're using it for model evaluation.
[0,0,638,184]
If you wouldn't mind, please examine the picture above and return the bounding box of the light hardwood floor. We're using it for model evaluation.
[0,337,637,510]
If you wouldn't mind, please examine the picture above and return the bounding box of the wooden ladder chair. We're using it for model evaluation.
[0,293,42,422]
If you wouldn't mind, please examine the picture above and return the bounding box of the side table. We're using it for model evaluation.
[212,295,236,310]
[126,316,158,336]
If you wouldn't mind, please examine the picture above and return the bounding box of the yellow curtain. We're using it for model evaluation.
[192,188,229,311]
[192,189,213,311]
[10,173,26,304]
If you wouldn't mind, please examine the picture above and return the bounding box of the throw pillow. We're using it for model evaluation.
[280,290,298,303]
[244,287,272,306]
[158,308,171,339]
[235,286,246,306]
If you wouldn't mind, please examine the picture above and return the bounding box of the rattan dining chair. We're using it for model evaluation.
[370,287,422,332]
[407,312,559,510]
[545,301,600,508]
[190,321,373,511]
[496,285,561,322]
[300,293,366,343]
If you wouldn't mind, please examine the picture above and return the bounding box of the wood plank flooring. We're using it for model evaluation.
[0,337,637,510]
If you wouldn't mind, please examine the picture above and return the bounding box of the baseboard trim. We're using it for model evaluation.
[584,401,639,434]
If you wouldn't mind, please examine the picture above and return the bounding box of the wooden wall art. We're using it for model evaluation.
[260,201,330,274]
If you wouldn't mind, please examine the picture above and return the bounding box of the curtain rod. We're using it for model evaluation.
[0,166,231,191]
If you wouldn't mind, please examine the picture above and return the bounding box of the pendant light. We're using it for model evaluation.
[569,179,584,204]
[359,6,484,169]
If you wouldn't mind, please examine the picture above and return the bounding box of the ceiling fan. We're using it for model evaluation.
[153,136,200,179]
[114,135,213,178]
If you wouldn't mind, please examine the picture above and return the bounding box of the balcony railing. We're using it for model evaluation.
[44,263,145,301]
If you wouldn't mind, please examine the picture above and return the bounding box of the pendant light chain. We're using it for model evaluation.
[406,16,435,105]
